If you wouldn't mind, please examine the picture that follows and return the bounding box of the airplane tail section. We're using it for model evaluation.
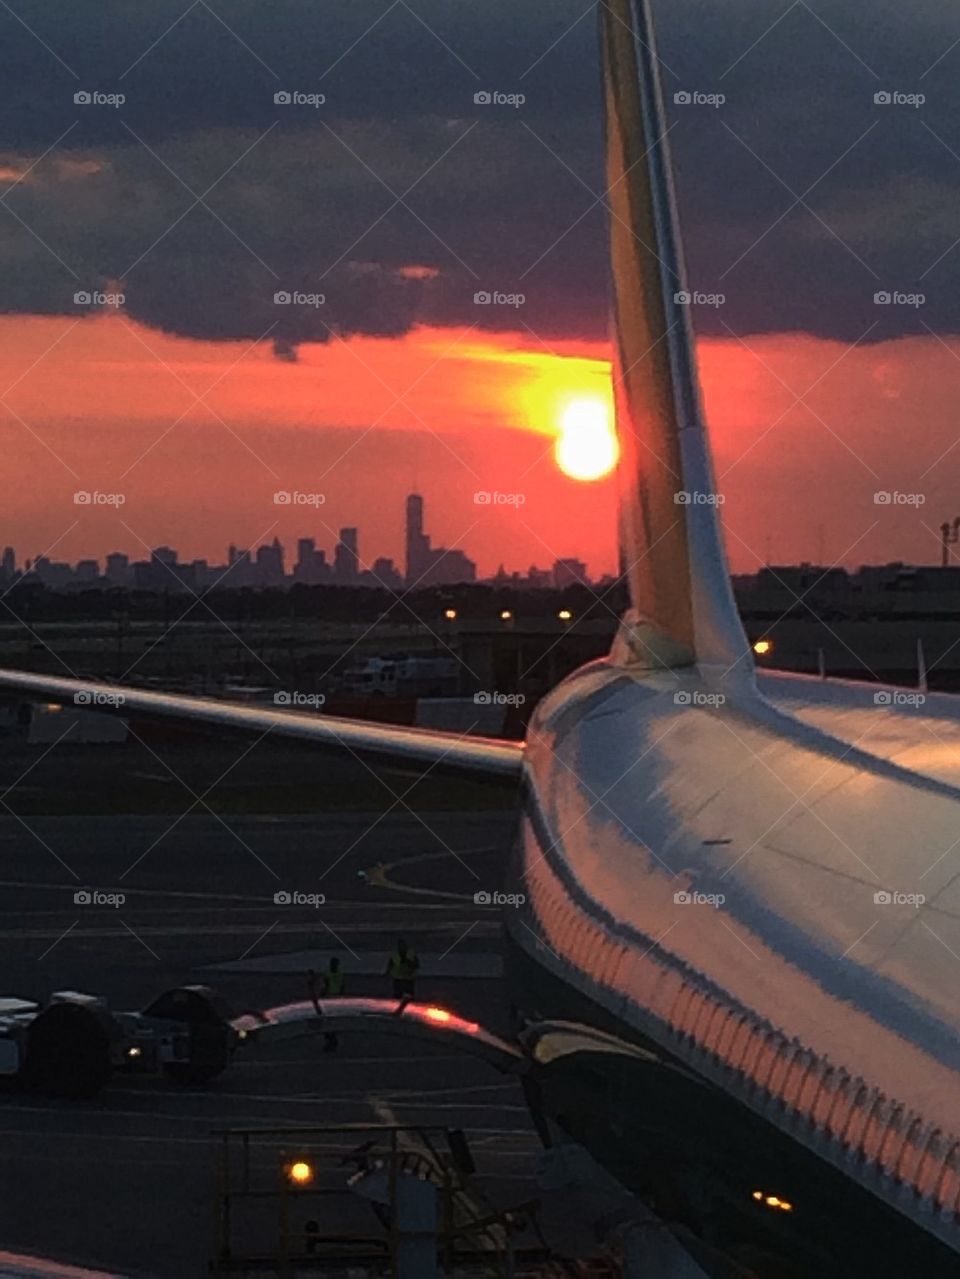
[602,0,749,675]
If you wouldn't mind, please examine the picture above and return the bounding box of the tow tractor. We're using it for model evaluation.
[0,985,235,1099]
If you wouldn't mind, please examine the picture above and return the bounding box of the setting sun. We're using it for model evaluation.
[555,397,620,481]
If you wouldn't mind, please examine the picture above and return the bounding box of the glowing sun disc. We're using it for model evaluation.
[555,398,619,481]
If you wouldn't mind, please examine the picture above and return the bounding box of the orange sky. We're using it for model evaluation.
[0,312,956,577]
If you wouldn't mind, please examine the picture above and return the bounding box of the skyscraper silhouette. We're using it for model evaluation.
[406,493,430,585]
[404,492,475,587]
[335,528,359,583]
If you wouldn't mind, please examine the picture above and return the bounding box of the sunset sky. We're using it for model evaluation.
[1,0,959,579]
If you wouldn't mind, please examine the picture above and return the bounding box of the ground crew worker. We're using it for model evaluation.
[306,968,321,1015]
[386,938,420,999]
[320,957,344,1054]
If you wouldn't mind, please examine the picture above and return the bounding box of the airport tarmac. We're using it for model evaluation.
[0,801,535,1278]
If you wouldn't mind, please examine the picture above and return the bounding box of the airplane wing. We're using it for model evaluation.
[0,668,523,781]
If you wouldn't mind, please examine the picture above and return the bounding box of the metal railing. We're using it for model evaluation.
[209,1122,571,1278]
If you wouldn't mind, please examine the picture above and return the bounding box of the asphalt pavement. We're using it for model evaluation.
[0,787,533,1277]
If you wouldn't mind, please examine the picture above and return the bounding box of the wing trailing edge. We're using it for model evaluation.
[0,669,523,781]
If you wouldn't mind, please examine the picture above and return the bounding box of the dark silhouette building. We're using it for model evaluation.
[404,493,475,586]
[334,528,359,584]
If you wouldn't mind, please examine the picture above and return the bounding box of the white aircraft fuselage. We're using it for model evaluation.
[505,655,960,1276]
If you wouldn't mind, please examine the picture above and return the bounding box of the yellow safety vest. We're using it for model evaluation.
[388,951,418,980]
[324,970,344,996]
